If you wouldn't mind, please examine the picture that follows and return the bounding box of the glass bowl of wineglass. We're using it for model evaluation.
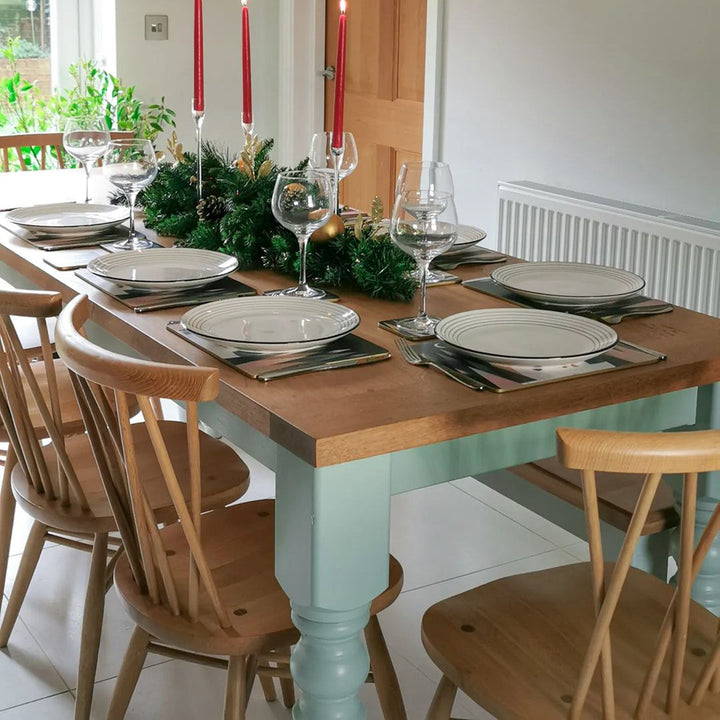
[63,116,111,203]
[269,169,333,298]
[309,131,358,214]
[390,189,458,336]
[395,161,455,286]
[102,139,158,250]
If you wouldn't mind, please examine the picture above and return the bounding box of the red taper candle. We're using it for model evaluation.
[331,0,347,150]
[241,0,253,125]
[193,0,204,112]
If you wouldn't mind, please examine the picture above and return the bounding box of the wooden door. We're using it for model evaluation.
[324,0,426,215]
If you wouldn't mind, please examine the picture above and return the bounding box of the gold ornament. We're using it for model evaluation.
[311,213,345,243]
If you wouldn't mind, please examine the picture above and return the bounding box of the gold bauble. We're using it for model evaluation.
[310,213,345,243]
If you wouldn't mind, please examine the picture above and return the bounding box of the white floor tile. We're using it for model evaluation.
[389,482,556,590]
[0,617,68,711]
[90,657,291,720]
[3,543,165,692]
[452,474,581,547]
[0,691,76,719]
[564,541,591,561]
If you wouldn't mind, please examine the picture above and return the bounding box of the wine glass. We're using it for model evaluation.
[269,169,333,298]
[102,139,158,250]
[395,161,455,285]
[308,131,358,214]
[390,189,458,335]
[62,116,111,203]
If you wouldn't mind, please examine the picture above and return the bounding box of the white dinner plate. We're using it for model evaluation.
[377,220,486,248]
[435,308,617,367]
[181,297,360,352]
[87,248,238,290]
[452,224,487,247]
[6,203,130,238]
[490,262,645,307]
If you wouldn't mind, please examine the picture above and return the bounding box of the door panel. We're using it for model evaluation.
[325,0,426,215]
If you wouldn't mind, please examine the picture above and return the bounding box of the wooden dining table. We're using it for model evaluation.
[2,169,720,720]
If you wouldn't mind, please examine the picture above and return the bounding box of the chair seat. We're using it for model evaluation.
[115,499,404,657]
[421,562,720,720]
[11,420,250,534]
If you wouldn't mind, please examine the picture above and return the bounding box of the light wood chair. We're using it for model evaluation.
[0,289,251,720]
[56,294,408,720]
[0,130,134,171]
[421,427,720,720]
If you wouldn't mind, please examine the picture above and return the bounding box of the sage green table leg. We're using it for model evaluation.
[274,447,392,720]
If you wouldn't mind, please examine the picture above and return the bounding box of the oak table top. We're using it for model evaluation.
[1,220,719,468]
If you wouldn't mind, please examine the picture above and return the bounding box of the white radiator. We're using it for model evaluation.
[497,181,720,317]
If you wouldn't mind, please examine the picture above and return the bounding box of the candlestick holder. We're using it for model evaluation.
[192,103,205,201]
[331,144,344,215]
[242,121,255,143]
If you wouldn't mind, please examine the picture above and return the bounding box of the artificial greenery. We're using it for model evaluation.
[139,135,416,302]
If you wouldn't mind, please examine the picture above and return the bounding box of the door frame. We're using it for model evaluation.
[277,0,445,166]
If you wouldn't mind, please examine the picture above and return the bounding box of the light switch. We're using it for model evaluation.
[145,15,169,41]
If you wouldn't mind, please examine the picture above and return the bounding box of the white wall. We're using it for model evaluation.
[440,0,720,245]
[114,0,279,153]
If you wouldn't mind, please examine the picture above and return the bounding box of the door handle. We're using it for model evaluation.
[321,65,336,81]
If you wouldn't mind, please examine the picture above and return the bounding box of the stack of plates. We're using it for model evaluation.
[181,296,360,353]
[6,203,130,239]
[490,262,644,307]
[86,248,239,291]
[436,308,618,367]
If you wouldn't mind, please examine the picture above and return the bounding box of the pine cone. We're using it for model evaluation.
[196,195,227,222]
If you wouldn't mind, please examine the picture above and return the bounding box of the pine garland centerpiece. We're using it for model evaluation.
[137,135,415,301]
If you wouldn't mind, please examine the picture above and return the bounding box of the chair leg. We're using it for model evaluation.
[0,519,46,647]
[74,532,109,720]
[425,675,457,720]
[365,614,407,720]
[224,656,248,720]
[0,449,18,617]
[279,676,295,709]
[106,626,151,720]
[258,674,277,702]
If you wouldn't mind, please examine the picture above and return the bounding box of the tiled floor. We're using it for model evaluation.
[0,445,589,719]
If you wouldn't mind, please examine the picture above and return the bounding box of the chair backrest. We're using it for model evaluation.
[0,130,134,171]
[556,427,720,720]
[55,294,233,627]
[0,287,86,507]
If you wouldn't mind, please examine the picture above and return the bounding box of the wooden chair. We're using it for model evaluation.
[0,130,134,171]
[56,294,408,720]
[0,289,250,720]
[421,427,720,719]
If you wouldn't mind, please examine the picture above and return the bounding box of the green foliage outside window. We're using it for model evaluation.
[0,37,176,170]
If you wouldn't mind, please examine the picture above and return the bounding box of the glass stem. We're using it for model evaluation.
[82,161,90,203]
[297,233,311,292]
[417,260,430,321]
[127,191,138,237]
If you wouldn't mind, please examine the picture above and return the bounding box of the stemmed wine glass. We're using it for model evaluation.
[62,116,111,204]
[390,188,458,336]
[308,131,358,214]
[395,161,455,285]
[269,169,333,298]
[102,139,158,250]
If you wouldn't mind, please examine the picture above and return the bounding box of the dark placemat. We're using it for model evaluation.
[43,248,108,270]
[411,338,666,393]
[75,269,256,312]
[167,321,391,381]
[462,277,673,324]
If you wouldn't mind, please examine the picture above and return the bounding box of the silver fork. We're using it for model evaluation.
[395,338,484,390]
